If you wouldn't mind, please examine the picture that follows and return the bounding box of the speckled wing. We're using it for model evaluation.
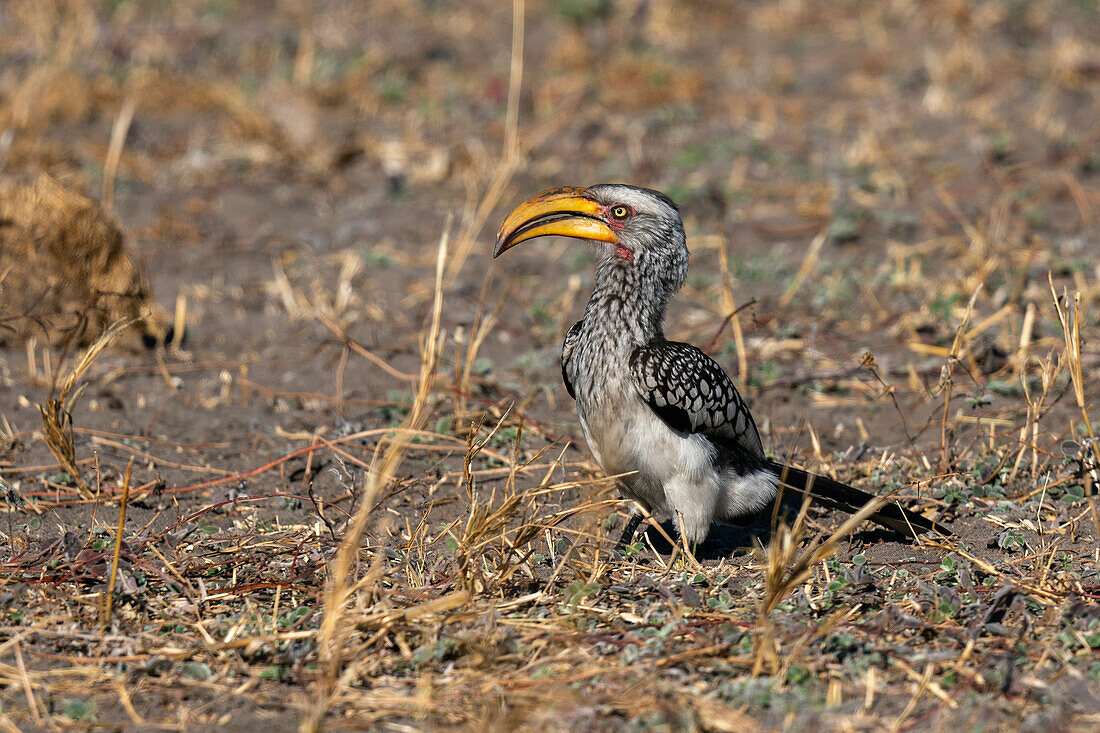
[560,319,583,400]
[629,340,764,459]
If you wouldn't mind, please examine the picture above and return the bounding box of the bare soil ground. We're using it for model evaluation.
[2,1,1100,730]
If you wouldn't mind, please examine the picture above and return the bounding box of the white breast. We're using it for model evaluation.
[577,385,777,544]
[578,392,724,541]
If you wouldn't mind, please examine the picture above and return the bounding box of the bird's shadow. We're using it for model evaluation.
[635,511,909,561]
[635,520,767,561]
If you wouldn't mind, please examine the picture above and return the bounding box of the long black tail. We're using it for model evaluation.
[764,460,949,538]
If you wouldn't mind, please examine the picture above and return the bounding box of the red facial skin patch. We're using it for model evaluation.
[602,204,634,262]
[614,244,634,261]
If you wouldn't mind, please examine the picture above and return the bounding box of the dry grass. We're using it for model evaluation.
[35,318,133,498]
[0,175,171,348]
[0,0,1099,730]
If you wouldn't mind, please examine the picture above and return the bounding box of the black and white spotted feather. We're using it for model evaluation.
[628,340,764,460]
[621,339,941,536]
[561,319,583,400]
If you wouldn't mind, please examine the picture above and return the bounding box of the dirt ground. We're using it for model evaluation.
[2,1,1100,730]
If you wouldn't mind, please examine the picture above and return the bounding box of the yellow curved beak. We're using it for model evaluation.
[494,186,617,258]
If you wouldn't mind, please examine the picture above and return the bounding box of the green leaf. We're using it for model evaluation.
[63,699,96,721]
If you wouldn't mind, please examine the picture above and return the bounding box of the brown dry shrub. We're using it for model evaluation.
[6,65,94,129]
[0,174,171,348]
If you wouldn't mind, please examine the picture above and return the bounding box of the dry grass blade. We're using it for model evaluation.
[936,284,982,467]
[753,473,888,676]
[444,0,524,282]
[303,216,451,732]
[778,230,826,308]
[35,318,133,498]
[713,224,750,385]
[101,96,134,212]
[456,276,508,417]
[449,411,565,593]
[860,351,914,444]
[100,456,134,630]
[1048,275,1100,539]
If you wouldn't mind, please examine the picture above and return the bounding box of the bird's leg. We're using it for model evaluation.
[616,512,644,550]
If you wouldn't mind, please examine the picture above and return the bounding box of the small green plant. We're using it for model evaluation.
[996,530,1025,552]
[938,554,959,581]
[260,665,292,682]
[707,589,734,611]
[563,581,601,612]
[62,699,96,722]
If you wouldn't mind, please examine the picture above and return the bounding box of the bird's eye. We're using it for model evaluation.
[609,205,630,220]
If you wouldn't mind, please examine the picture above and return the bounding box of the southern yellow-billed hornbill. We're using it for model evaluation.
[495,184,948,546]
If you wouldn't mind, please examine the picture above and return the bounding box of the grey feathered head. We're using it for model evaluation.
[495,183,688,291]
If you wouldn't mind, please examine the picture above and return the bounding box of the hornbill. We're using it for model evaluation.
[494,184,948,546]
